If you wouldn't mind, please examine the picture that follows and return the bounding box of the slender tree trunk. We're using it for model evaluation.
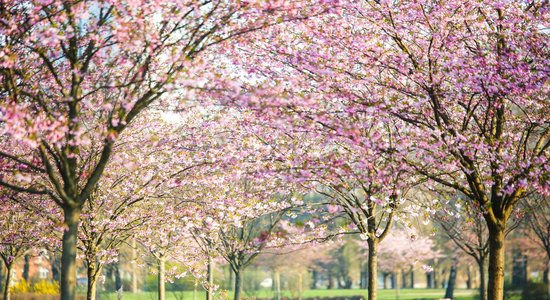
[487,227,505,300]
[410,266,414,289]
[52,252,61,282]
[228,266,233,291]
[545,258,549,300]
[206,256,213,300]
[466,265,472,290]
[367,239,378,300]
[434,269,438,290]
[233,270,242,300]
[478,256,487,300]
[274,269,281,300]
[444,264,457,299]
[61,206,81,300]
[115,260,122,292]
[86,263,101,300]
[23,255,30,281]
[3,263,12,300]
[87,276,97,300]
[298,272,303,300]
[311,270,318,289]
[158,257,165,300]
[395,269,401,300]
[131,238,138,293]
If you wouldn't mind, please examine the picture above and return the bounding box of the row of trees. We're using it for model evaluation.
[0,1,548,300]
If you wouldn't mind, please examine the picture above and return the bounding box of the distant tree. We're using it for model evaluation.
[0,194,58,300]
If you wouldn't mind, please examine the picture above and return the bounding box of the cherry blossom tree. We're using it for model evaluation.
[374,229,440,288]
[233,2,548,299]
[256,240,340,298]
[78,111,196,300]
[430,195,490,300]
[0,193,59,300]
[523,193,550,297]
[137,203,204,300]
[184,160,299,300]
[0,1,336,299]
[229,43,412,300]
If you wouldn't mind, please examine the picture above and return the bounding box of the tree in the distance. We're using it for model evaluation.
[523,194,550,297]
[0,193,58,300]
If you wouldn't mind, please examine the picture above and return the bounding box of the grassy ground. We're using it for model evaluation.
[95,288,477,300]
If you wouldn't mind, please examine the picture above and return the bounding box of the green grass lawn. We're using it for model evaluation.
[96,288,477,300]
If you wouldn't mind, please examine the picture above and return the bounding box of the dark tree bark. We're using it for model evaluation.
[60,206,81,300]
[23,255,30,281]
[233,270,242,300]
[328,272,334,289]
[444,264,457,299]
[3,263,12,300]
[311,270,318,289]
[115,261,122,291]
[426,272,433,289]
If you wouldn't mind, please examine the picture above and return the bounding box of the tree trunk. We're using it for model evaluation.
[233,270,242,300]
[434,269,438,290]
[298,273,303,300]
[131,238,138,293]
[478,256,487,300]
[206,256,213,300]
[544,259,549,300]
[228,266,233,291]
[466,265,472,290]
[86,263,101,300]
[367,239,378,300]
[410,266,414,289]
[487,227,505,300]
[445,264,457,299]
[395,269,401,299]
[3,263,12,300]
[274,269,281,300]
[311,270,318,289]
[61,206,81,300]
[115,260,122,292]
[158,257,165,300]
[51,252,61,282]
[23,255,30,281]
